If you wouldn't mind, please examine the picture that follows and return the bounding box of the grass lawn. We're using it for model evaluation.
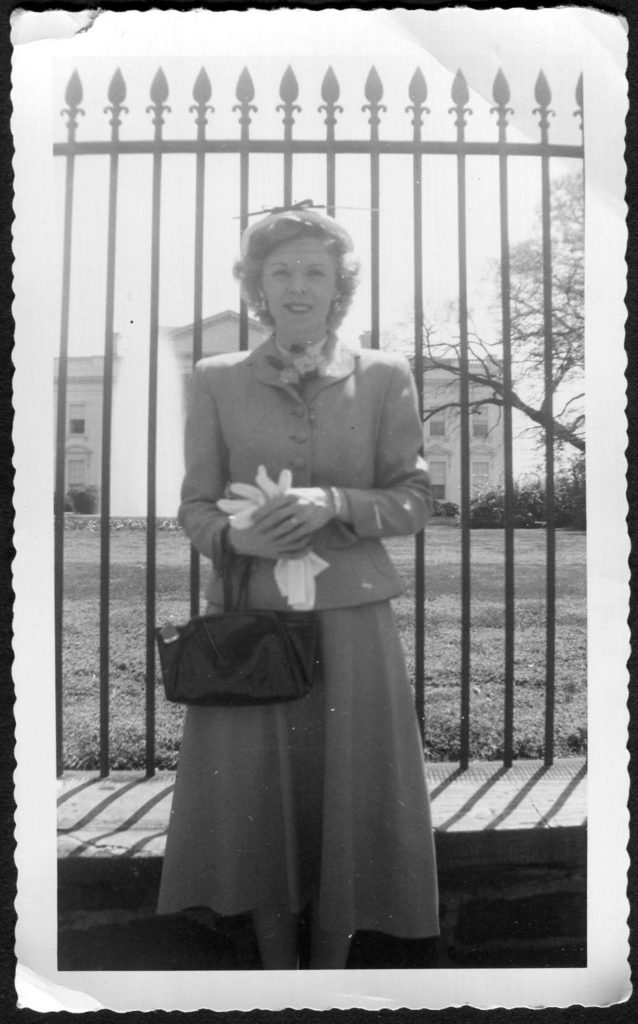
[61,522,587,769]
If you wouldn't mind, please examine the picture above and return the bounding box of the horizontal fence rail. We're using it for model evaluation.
[54,63,584,777]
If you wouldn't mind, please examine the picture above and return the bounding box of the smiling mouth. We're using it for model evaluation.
[284,303,313,313]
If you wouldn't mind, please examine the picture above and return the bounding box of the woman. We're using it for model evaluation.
[157,205,439,969]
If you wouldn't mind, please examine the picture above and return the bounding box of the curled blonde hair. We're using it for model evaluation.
[233,220,360,331]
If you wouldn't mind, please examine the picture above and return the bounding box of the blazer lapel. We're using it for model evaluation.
[303,341,359,398]
[249,336,359,397]
[249,338,299,396]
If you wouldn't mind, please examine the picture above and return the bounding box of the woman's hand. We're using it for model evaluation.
[277,488,336,532]
[227,490,335,560]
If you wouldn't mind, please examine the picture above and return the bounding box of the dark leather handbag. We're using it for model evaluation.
[155,553,321,706]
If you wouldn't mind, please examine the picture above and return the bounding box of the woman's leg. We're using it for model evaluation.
[309,909,352,970]
[253,904,299,970]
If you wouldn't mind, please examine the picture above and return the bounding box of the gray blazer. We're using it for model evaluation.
[179,336,433,610]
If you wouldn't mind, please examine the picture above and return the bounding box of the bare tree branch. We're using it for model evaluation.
[412,170,585,454]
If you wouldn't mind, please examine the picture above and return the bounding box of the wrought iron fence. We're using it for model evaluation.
[53,63,584,778]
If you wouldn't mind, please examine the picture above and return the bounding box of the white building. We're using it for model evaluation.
[422,361,505,507]
[54,314,504,509]
[53,311,264,496]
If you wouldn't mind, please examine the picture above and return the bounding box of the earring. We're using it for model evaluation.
[257,292,269,314]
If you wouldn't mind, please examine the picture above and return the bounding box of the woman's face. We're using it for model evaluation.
[260,235,338,347]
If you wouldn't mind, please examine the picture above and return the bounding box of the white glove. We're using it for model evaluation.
[217,466,328,609]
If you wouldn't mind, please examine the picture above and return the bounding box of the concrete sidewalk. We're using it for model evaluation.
[58,758,586,860]
[58,759,587,970]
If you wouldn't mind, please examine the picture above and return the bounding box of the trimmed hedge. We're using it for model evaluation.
[66,485,98,514]
[433,498,459,518]
[63,515,182,532]
[469,457,586,530]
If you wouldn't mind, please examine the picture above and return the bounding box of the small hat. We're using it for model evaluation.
[240,201,353,260]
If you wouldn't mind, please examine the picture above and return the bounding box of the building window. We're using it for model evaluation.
[428,412,446,437]
[69,403,86,436]
[429,460,446,500]
[68,458,86,487]
[472,412,489,438]
[472,460,491,493]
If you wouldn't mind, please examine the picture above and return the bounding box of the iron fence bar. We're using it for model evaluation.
[492,71,516,767]
[189,69,213,619]
[235,69,256,352]
[326,153,335,219]
[239,176,249,351]
[319,67,341,218]
[535,73,556,767]
[364,69,385,350]
[279,67,300,208]
[54,72,84,777]
[369,153,380,351]
[451,72,472,770]
[98,72,127,777]
[412,144,425,742]
[145,70,170,777]
[54,139,584,159]
[407,69,428,741]
[369,159,380,349]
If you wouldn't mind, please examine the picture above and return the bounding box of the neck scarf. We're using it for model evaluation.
[267,335,332,385]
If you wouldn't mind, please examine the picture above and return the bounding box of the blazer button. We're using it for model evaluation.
[292,432,308,443]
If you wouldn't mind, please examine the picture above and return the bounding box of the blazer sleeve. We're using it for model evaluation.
[341,357,433,537]
[178,363,230,566]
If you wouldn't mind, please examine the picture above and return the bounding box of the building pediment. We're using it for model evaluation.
[424,443,454,458]
[470,443,496,456]
[168,309,265,358]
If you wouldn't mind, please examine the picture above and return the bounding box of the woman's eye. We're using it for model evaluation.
[266,265,328,279]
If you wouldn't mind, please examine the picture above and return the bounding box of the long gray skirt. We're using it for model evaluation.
[157,601,439,938]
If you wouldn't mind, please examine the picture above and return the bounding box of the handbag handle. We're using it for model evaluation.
[220,525,252,612]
